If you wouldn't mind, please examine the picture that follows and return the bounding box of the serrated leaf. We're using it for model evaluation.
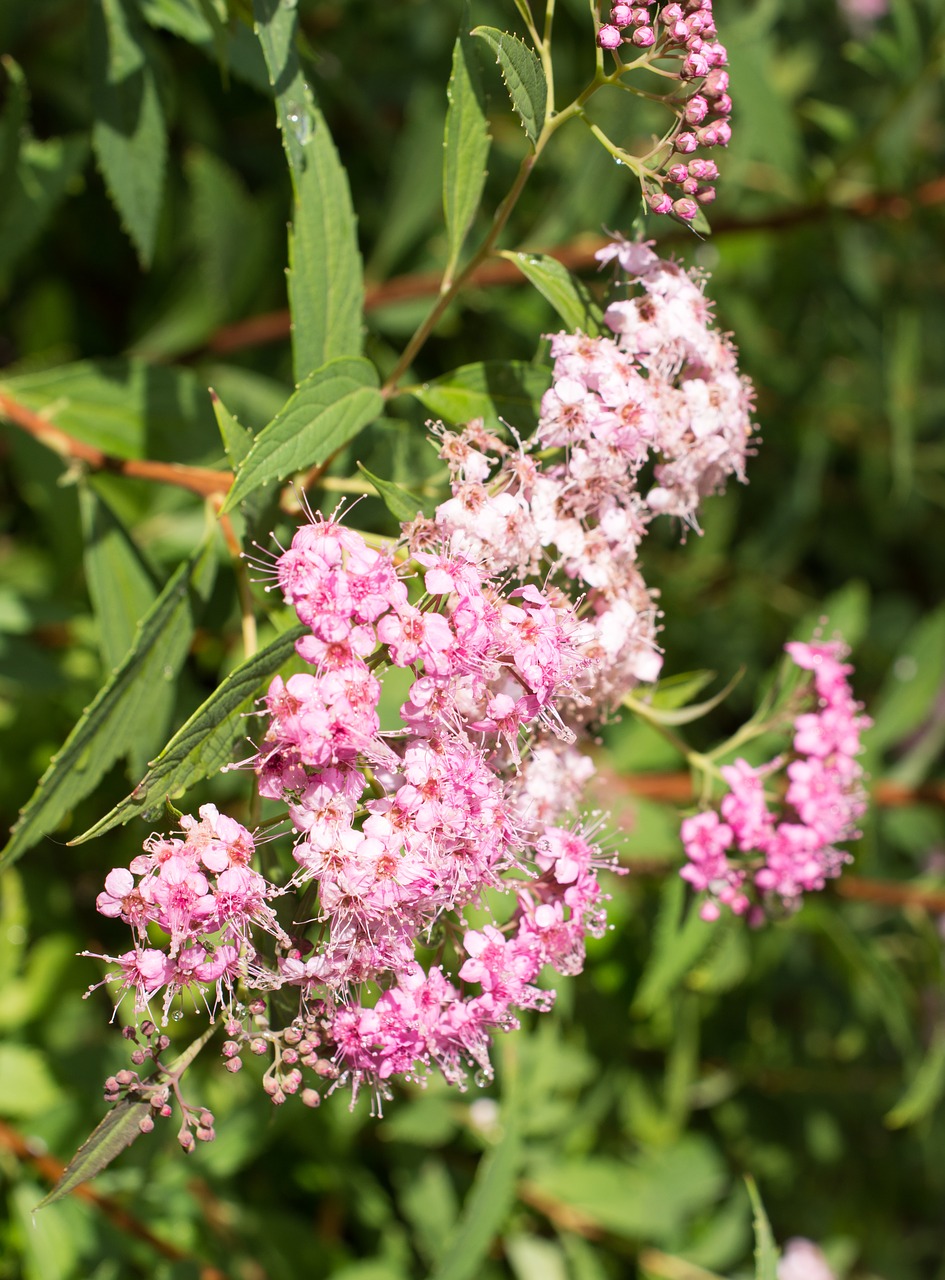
[222,357,382,512]
[210,387,253,470]
[1,539,217,869]
[79,485,159,674]
[471,27,547,146]
[0,134,89,291]
[0,359,223,462]
[745,1177,779,1280]
[37,1023,217,1209]
[412,361,551,433]
[253,0,363,379]
[885,1027,945,1128]
[499,252,603,335]
[357,463,436,524]
[73,624,304,842]
[90,0,168,268]
[443,14,491,279]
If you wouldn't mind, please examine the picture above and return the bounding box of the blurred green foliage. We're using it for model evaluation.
[1,0,944,1276]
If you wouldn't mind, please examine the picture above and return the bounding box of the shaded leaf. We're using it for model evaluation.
[0,134,89,291]
[444,13,491,279]
[412,360,550,433]
[253,0,363,379]
[428,1114,521,1280]
[745,1177,779,1280]
[886,1027,945,1128]
[0,56,28,187]
[79,484,159,674]
[0,359,222,462]
[90,0,168,267]
[222,356,382,511]
[37,1024,218,1208]
[632,877,724,1016]
[472,27,547,146]
[358,463,437,524]
[73,624,304,842]
[499,252,603,335]
[1,538,217,869]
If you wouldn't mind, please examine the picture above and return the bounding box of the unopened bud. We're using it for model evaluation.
[597,24,623,49]
[283,1069,303,1094]
[632,25,655,46]
[283,1026,303,1046]
[301,1089,321,1109]
[179,1130,195,1154]
[672,197,699,220]
[222,1040,241,1059]
[139,1115,155,1134]
[115,1069,137,1086]
[250,1037,268,1056]
[225,1057,243,1073]
[282,1048,299,1066]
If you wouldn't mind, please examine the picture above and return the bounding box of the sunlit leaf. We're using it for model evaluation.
[472,27,547,146]
[411,361,550,433]
[443,11,491,280]
[499,252,603,335]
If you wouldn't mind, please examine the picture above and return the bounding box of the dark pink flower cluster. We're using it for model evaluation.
[596,1,732,219]
[681,639,871,922]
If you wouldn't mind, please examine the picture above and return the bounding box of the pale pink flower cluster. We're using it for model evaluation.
[421,239,753,710]
[778,1238,837,1280]
[596,1,732,219]
[681,639,871,922]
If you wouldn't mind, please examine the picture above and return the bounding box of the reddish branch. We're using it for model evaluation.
[0,391,232,498]
[0,1119,230,1279]
[206,175,945,357]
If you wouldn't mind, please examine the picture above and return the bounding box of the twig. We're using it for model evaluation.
[0,1119,229,1279]
[0,391,232,498]
[203,175,945,357]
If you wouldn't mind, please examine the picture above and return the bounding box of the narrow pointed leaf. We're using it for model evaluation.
[79,485,159,674]
[37,1023,218,1209]
[499,251,603,335]
[358,463,437,524]
[222,356,382,512]
[253,0,363,379]
[429,1100,520,1280]
[1,539,217,869]
[622,668,745,727]
[210,387,254,470]
[90,0,168,267]
[471,27,546,146]
[0,134,89,289]
[885,1027,945,1128]
[73,624,305,842]
[0,56,29,187]
[745,1177,779,1280]
[411,360,550,433]
[443,13,491,276]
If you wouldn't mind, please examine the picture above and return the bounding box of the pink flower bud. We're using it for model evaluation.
[714,120,732,145]
[703,68,729,96]
[648,192,674,214]
[667,163,689,183]
[671,19,690,39]
[714,93,732,115]
[688,157,718,179]
[674,131,699,153]
[681,176,699,194]
[610,2,633,25]
[683,51,709,77]
[699,125,719,146]
[138,1115,155,1134]
[179,1130,195,1153]
[672,197,699,220]
[597,23,623,48]
[631,5,651,22]
[301,1089,321,1108]
[225,1057,243,1073]
[685,94,709,124]
[661,3,684,22]
[696,185,716,203]
[632,25,656,45]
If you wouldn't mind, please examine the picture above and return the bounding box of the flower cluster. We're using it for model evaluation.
[595,1,732,218]
[681,639,871,922]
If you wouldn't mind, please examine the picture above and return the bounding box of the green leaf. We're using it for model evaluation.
[210,387,254,470]
[222,356,382,512]
[1,538,217,869]
[90,0,168,268]
[499,252,603,335]
[72,624,305,842]
[357,463,437,524]
[867,604,945,757]
[428,1113,521,1280]
[443,13,491,279]
[253,0,364,380]
[623,668,745,728]
[37,1024,218,1209]
[471,27,547,146]
[0,56,28,187]
[745,1177,779,1280]
[632,877,724,1016]
[0,359,222,462]
[525,1138,727,1244]
[885,1027,945,1128]
[0,134,89,291]
[0,1043,65,1118]
[411,360,551,433]
[79,485,159,674]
